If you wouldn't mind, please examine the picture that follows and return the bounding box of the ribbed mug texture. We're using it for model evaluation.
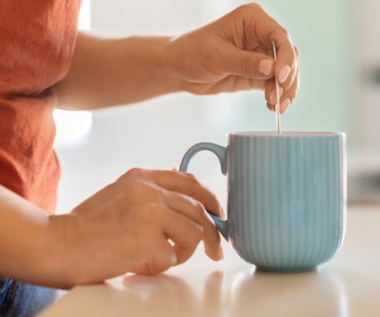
[227,133,346,271]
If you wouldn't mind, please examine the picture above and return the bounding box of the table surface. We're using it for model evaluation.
[39,205,380,317]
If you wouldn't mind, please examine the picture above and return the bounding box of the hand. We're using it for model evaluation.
[55,168,224,287]
[169,3,299,113]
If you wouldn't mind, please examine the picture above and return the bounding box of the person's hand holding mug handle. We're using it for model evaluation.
[51,168,225,287]
[169,3,299,113]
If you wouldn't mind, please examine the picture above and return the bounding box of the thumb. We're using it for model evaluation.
[223,46,274,79]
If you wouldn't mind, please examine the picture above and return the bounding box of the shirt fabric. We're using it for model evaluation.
[0,0,81,214]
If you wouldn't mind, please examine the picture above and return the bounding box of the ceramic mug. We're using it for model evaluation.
[179,132,347,272]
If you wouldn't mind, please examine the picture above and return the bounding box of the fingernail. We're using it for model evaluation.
[269,90,276,105]
[278,65,291,83]
[267,103,275,112]
[269,87,283,105]
[220,207,227,219]
[258,59,273,76]
[280,98,291,113]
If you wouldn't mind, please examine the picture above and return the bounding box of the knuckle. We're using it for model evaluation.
[269,28,287,42]
[185,172,201,186]
[126,167,145,178]
[294,46,300,59]
[128,178,146,192]
[194,200,205,213]
[231,3,261,19]
[241,56,253,77]
[124,179,152,199]
[279,26,290,38]
[118,168,145,183]
[188,223,204,242]
[242,3,262,12]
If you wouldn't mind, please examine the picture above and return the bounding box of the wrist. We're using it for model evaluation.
[153,36,185,93]
[46,214,78,289]
[165,35,189,92]
[0,186,78,289]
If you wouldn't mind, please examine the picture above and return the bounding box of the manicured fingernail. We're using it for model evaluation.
[269,87,283,105]
[269,90,276,105]
[258,59,273,76]
[278,65,291,83]
[267,103,274,111]
[280,98,291,113]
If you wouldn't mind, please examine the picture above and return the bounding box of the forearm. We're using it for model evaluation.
[54,32,181,110]
[0,186,72,289]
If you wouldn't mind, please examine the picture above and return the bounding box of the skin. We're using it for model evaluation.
[0,3,299,289]
[55,4,299,112]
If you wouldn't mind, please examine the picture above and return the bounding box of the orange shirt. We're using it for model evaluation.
[0,1,81,214]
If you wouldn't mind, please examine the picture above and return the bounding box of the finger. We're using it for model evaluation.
[133,239,177,275]
[265,45,299,111]
[264,80,284,111]
[270,32,297,85]
[162,206,204,265]
[239,4,297,84]
[197,75,266,94]
[147,169,226,219]
[279,66,300,113]
[222,44,275,79]
[294,46,300,60]
[264,79,275,111]
[251,12,296,84]
[164,190,223,261]
[277,45,299,91]
[277,58,298,92]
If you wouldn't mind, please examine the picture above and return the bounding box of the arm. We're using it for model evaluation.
[0,185,69,288]
[54,4,299,112]
[54,34,180,110]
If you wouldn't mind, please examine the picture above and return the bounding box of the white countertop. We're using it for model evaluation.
[39,205,380,317]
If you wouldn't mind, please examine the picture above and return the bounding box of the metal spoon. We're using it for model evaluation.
[272,41,281,134]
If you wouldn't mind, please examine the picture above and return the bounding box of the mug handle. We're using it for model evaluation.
[179,142,229,241]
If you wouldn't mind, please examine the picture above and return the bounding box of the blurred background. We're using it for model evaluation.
[55,0,380,213]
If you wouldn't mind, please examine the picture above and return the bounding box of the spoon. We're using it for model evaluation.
[272,41,281,134]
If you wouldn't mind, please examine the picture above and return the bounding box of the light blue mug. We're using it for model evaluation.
[180,132,347,272]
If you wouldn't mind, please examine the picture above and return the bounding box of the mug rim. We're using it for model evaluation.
[228,131,345,137]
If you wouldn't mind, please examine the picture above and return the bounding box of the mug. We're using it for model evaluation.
[179,132,347,272]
